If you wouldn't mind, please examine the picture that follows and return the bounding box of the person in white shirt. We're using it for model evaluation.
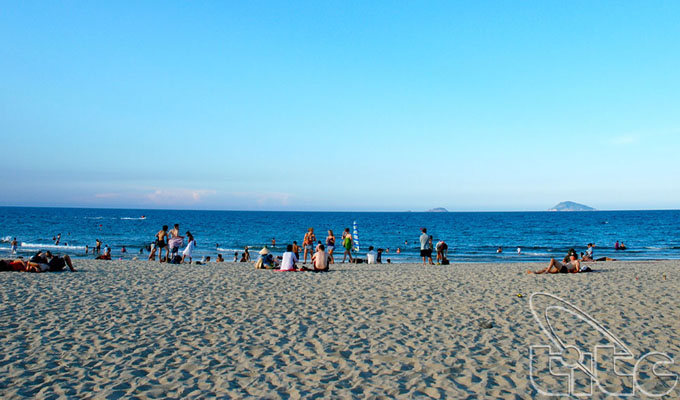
[420,228,433,265]
[280,244,298,271]
[366,246,378,264]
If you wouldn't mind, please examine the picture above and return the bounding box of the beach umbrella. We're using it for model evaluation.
[353,221,360,252]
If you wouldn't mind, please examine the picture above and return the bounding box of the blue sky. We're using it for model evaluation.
[1,1,679,211]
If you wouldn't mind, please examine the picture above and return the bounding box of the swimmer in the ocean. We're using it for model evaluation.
[10,237,18,254]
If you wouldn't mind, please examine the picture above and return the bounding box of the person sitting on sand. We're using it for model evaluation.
[529,249,580,274]
[582,243,594,261]
[233,252,238,262]
[581,243,616,261]
[96,246,112,260]
[243,246,251,262]
[255,247,276,269]
[216,254,224,262]
[366,246,377,264]
[312,244,329,271]
[311,245,329,271]
[292,241,300,260]
[280,244,298,271]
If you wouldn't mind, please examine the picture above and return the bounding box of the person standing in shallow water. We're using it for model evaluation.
[326,230,336,264]
[420,228,433,265]
[302,228,316,264]
[341,228,353,263]
[10,237,18,255]
[182,231,196,263]
[149,225,169,262]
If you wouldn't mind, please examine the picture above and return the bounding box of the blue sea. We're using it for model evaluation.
[1,207,679,263]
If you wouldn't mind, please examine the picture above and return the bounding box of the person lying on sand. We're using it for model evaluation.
[529,249,580,274]
[2,251,76,273]
[42,251,76,271]
[0,259,45,272]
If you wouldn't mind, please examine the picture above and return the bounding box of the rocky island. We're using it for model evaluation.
[548,201,596,211]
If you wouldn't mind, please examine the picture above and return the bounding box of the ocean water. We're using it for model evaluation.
[1,207,679,263]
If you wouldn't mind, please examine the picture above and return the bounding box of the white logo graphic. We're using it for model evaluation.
[528,292,677,397]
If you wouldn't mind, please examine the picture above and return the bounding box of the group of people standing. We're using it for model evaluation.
[419,228,450,265]
[299,228,355,264]
[148,224,196,263]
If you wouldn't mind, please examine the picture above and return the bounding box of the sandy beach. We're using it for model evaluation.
[1,260,678,398]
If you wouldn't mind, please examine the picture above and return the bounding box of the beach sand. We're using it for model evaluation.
[1,260,678,398]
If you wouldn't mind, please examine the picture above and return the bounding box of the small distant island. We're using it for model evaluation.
[548,201,596,212]
[427,207,449,213]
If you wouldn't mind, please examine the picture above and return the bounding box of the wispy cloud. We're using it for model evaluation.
[255,192,291,206]
[611,135,635,145]
[87,188,292,209]
[145,189,217,205]
[93,192,119,199]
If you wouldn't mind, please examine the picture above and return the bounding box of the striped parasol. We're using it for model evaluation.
[352,221,360,252]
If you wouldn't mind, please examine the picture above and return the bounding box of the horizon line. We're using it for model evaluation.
[0,205,678,213]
